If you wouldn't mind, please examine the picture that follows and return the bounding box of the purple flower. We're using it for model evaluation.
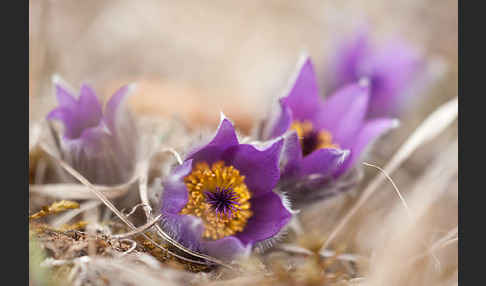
[160,117,292,261]
[260,57,398,186]
[47,78,137,185]
[327,29,424,117]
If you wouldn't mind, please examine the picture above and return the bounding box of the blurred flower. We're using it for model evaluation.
[47,78,137,185]
[260,57,398,188]
[327,28,424,117]
[160,117,292,261]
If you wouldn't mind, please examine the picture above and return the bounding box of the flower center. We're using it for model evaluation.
[290,120,339,156]
[205,187,241,218]
[181,161,253,240]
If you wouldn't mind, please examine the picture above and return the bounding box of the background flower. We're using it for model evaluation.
[262,57,398,187]
[326,28,425,118]
[47,78,137,185]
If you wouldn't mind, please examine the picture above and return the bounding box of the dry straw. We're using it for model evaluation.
[321,96,458,251]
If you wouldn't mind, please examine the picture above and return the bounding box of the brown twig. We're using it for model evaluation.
[42,148,226,267]
[111,214,162,239]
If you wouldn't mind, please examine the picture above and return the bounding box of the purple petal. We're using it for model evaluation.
[55,83,77,108]
[329,29,370,91]
[160,159,194,215]
[299,148,349,177]
[282,57,323,121]
[235,191,291,245]
[187,118,239,165]
[102,85,138,171]
[267,99,293,139]
[335,118,398,176]
[279,131,302,178]
[162,213,248,261]
[47,106,70,122]
[221,138,283,198]
[78,84,103,127]
[366,43,423,117]
[77,125,110,155]
[162,214,205,252]
[159,160,202,251]
[314,82,369,147]
[47,108,94,140]
[103,84,132,133]
[201,236,247,260]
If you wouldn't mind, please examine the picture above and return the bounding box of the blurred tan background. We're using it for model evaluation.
[29,0,457,133]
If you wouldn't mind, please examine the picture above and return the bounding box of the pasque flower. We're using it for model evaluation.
[160,117,292,260]
[47,78,137,185]
[260,56,398,188]
[327,29,424,117]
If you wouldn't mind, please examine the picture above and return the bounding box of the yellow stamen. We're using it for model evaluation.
[290,120,339,155]
[180,161,252,240]
[316,129,339,150]
[290,121,313,140]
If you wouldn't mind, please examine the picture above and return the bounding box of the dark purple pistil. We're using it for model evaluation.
[205,187,240,218]
[301,130,320,156]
